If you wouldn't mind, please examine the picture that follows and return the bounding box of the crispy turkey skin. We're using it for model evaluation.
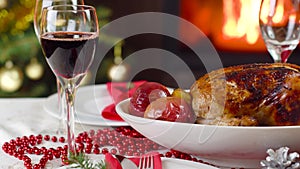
[190,63,300,126]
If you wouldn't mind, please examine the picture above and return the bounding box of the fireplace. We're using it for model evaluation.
[178,0,300,64]
[180,0,266,52]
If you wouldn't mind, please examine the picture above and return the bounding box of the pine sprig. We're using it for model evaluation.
[66,152,106,169]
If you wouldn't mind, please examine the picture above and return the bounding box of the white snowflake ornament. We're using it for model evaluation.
[261,147,300,169]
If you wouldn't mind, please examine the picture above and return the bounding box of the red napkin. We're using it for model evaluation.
[105,153,123,169]
[101,81,146,121]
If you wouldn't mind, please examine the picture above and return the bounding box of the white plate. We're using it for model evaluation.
[43,84,128,126]
[161,157,218,169]
[57,157,218,169]
[116,98,300,169]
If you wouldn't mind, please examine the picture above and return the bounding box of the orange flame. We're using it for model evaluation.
[180,0,267,51]
[222,0,261,45]
[260,0,288,25]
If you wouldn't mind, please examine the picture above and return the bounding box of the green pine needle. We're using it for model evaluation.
[66,152,106,169]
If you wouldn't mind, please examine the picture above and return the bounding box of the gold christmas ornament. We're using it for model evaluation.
[108,42,129,81]
[0,61,23,92]
[0,0,7,9]
[25,58,44,80]
[108,64,129,81]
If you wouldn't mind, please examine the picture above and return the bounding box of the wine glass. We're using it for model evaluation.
[34,0,84,135]
[39,5,99,155]
[259,0,300,63]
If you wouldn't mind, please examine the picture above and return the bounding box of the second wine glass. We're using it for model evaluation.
[40,5,99,155]
[259,0,300,63]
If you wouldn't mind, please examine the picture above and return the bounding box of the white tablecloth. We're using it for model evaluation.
[0,98,100,168]
[0,98,258,169]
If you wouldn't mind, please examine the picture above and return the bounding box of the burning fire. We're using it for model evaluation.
[180,0,267,51]
[259,0,295,26]
[222,0,261,45]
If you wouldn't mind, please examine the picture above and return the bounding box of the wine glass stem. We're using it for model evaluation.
[64,82,77,156]
[57,79,66,135]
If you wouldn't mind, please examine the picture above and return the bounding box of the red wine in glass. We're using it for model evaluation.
[41,32,98,79]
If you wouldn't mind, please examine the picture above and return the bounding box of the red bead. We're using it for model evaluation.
[29,135,36,141]
[25,163,32,169]
[89,129,95,136]
[86,143,93,149]
[41,147,47,154]
[133,152,140,156]
[85,148,91,154]
[9,139,16,145]
[32,147,39,154]
[33,164,41,169]
[59,137,65,143]
[29,140,36,146]
[75,137,82,143]
[47,151,53,160]
[165,152,173,158]
[44,135,50,141]
[101,148,109,154]
[51,136,57,142]
[54,150,61,158]
[93,147,100,154]
[61,155,69,165]
[36,139,42,144]
[26,148,33,154]
[36,134,43,140]
[86,137,92,143]
[77,143,84,152]
[13,151,19,158]
[110,148,117,154]
[56,146,63,152]
[17,153,24,160]
[180,153,186,159]
[127,150,133,156]
[40,157,48,167]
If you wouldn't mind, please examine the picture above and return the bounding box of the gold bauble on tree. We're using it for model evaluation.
[0,0,7,9]
[25,58,44,80]
[0,61,23,92]
[108,41,130,81]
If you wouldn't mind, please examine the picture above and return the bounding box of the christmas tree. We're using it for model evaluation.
[0,0,113,97]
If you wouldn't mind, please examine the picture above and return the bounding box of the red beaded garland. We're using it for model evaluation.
[2,127,212,168]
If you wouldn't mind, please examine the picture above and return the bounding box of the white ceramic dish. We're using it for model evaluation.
[57,157,218,169]
[43,84,128,126]
[115,98,300,168]
[161,157,218,169]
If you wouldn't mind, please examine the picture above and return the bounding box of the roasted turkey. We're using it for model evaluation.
[190,63,300,126]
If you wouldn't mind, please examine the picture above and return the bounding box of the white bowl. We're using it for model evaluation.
[116,98,300,168]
